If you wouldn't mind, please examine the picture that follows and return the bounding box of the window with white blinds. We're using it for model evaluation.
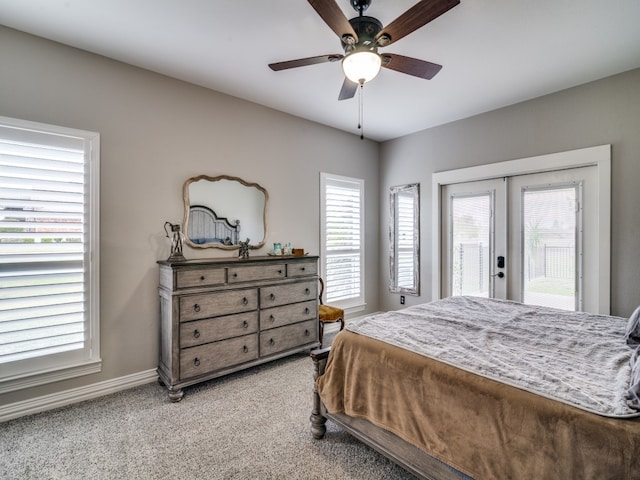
[395,189,416,290]
[320,173,364,309]
[0,116,100,391]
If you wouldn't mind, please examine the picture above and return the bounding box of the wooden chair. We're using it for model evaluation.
[318,277,345,347]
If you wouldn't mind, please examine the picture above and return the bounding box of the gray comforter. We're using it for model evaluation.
[346,296,639,417]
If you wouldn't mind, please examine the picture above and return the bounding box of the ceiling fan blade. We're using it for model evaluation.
[375,0,460,46]
[269,54,343,71]
[308,0,358,43]
[381,54,442,79]
[338,78,358,101]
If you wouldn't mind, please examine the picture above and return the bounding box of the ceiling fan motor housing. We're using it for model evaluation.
[343,16,382,53]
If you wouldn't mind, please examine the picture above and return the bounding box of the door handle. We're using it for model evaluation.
[491,272,505,278]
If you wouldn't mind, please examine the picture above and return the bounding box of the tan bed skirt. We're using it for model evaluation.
[316,330,640,479]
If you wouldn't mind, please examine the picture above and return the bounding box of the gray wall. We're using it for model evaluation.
[2,23,639,409]
[0,26,379,405]
[379,68,640,317]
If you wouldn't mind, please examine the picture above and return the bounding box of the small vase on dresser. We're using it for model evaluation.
[157,255,319,401]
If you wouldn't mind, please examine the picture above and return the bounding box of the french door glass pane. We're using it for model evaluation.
[522,187,576,311]
[451,195,491,297]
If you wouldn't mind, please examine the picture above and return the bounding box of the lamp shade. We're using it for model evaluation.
[342,50,382,84]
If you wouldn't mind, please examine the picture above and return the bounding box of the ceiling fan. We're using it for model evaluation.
[268,0,460,101]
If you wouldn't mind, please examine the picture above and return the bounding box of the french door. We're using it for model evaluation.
[441,166,599,312]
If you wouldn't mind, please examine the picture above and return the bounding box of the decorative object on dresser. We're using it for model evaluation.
[163,221,186,262]
[238,238,250,259]
[317,277,345,347]
[157,255,319,401]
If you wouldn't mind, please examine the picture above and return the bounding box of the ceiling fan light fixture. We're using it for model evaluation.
[342,50,381,84]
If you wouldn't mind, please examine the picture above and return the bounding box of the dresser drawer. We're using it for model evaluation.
[228,264,286,283]
[180,311,259,348]
[287,260,317,277]
[260,319,317,356]
[180,334,259,380]
[180,288,258,322]
[176,267,226,289]
[260,279,317,308]
[260,300,317,330]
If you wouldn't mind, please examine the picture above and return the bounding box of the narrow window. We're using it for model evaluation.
[320,173,365,311]
[0,116,100,392]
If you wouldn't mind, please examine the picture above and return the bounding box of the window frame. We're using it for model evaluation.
[0,115,101,393]
[320,172,365,313]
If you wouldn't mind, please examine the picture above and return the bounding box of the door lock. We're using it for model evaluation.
[497,256,505,269]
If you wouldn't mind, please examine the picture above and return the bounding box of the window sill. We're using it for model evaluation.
[0,359,102,394]
[343,303,366,316]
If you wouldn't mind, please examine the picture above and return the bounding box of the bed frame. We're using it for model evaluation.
[187,204,240,246]
[310,347,468,480]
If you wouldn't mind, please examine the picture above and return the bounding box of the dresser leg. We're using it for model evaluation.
[168,387,184,403]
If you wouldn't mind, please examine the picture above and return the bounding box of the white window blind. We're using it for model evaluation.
[0,116,100,390]
[395,191,415,289]
[320,173,364,308]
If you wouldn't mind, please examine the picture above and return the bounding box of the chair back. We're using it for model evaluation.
[318,277,326,305]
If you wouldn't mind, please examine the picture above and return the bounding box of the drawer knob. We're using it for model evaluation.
[200,275,205,281]
[194,357,200,367]
[301,267,306,271]
[243,320,249,328]
[194,329,201,338]
[305,288,310,295]
[305,329,310,337]
[242,297,249,305]
[269,314,275,323]
[304,307,310,315]
[243,345,249,353]
[269,338,275,346]
[233,272,238,278]
[193,304,201,313]
[278,269,283,274]
[270,293,275,301]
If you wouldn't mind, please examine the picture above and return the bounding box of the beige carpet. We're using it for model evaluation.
[0,350,416,480]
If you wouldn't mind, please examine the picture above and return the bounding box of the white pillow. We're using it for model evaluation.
[625,306,640,346]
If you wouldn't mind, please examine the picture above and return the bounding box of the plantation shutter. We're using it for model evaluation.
[323,175,364,304]
[0,120,98,381]
[395,190,415,289]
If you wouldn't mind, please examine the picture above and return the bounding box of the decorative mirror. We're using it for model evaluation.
[183,174,268,250]
[389,183,420,295]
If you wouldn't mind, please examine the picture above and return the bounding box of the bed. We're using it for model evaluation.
[187,205,240,245]
[311,296,640,479]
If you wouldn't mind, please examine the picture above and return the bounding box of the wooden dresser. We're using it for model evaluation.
[157,255,319,401]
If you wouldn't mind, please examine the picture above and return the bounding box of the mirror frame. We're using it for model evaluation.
[182,174,269,250]
[389,183,420,295]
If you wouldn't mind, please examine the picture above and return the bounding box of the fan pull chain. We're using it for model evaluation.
[358,80,365,140]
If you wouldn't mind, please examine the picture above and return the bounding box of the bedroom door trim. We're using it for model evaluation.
[431,144,611,314]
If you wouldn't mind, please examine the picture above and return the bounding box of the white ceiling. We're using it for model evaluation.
[1,0,640,142]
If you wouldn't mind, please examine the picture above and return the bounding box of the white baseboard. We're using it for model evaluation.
[0,369,158,423]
